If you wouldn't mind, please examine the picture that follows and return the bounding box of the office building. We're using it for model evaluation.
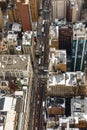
[16,1,32,31]
[0,55,33,130]
[52,0,66,20]
[59,26,73,55]
[71,22,87,71]
[22,31,35,62]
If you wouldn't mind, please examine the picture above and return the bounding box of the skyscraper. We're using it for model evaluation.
[16,1,32,31]
[71,23,87,71]
[52,0,66,20]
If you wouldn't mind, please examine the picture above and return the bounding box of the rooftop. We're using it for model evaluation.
[71,97,87,119]
[22,31,32,45]
[0,97,16,111]
[0,96,17,130]
[0,55,29,70]
[49,50,66,72]
[48,71,86,87]
[4,110,16,130]
[12,23,21,32]
[49,25,58,39]
[48,72,65,86]
[7,31,18,42]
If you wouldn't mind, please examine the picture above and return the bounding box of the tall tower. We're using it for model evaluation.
[71,23,87,71]
[16,0,32,31]
[52,0,66,20]
[59,27,73,56]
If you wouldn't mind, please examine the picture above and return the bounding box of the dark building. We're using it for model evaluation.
[59,27,73,56]
[16,2,32,31]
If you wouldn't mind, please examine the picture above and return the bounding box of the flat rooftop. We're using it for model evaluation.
[0,96,17,130]
[0,97,16,111]
[22,31,32,45]
[48,71,86,87]
[49,72,65,86]
[49,50,66,72]
[0,55,29,70]
[4,111,16,130]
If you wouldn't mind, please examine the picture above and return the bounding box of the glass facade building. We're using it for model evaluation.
[71,37,87,71]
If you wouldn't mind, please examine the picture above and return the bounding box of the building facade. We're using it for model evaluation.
[16,1,32,31]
